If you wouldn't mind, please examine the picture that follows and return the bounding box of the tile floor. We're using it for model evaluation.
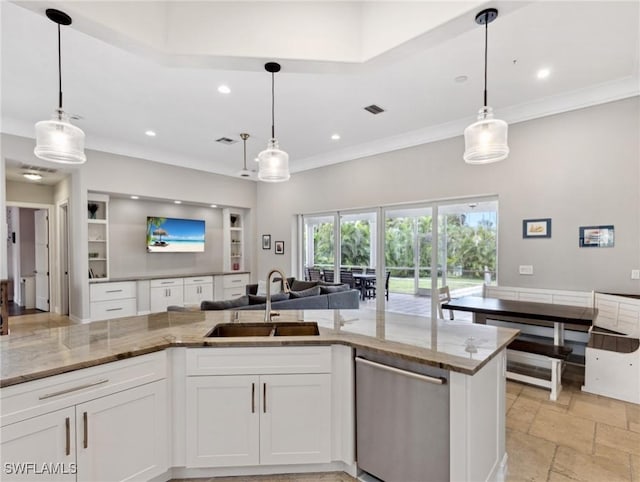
[6,312,639,482]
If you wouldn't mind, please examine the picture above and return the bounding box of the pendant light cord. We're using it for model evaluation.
[58,23,63,111]
[483,12,488,108]
[271,72,275,139]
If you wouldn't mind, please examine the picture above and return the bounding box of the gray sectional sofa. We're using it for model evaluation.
[199,278,360,311]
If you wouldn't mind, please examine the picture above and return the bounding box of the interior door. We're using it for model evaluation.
[34,209,50,312]
[60,204,69,315]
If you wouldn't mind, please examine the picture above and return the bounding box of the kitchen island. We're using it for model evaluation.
[1,309,518,481]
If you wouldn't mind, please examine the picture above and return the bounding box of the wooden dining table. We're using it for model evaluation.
[441,296,597,346]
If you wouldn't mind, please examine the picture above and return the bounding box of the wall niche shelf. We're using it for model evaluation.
[88,193,110,281]
[223,209,244,272]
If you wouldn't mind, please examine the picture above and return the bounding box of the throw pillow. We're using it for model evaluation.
[200,296,250,310]
[256,280,283,296]
[248,293,290,305]
[290,280,319,291]
[289,286,321,299]
[319,284,350,295]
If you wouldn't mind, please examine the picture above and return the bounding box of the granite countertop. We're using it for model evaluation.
[91,272,251,283]
[0,310,519,387]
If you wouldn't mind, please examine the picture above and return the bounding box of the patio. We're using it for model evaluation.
[360,290,474,322]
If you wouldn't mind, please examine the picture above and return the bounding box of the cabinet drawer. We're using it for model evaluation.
[90,281,136,301]
[91,298,137,321]
[184,276,213,286]
[222,274,249,289]
[150,278,184,288]
[186,347,332,376]
[223,287,245,300]
[1,351,167,426]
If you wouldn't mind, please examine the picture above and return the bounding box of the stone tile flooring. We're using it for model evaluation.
[7,312,640,481]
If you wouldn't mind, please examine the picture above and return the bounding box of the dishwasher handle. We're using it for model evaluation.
[355,357,446,385]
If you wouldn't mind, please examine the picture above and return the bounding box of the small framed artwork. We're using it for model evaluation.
[523,218,551,238]
[262,234,271,250]
[274,241,285,255]
[579,225,614,248]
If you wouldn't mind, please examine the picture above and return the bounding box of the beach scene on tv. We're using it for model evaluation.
[146,217,205,253]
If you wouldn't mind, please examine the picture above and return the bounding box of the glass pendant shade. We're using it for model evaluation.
[34,109,86,164]
[258,138,290,182]
[463,107,509,164]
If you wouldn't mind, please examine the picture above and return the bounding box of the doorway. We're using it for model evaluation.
[6,203,54,315]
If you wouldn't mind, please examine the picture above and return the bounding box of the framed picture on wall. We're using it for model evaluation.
[522,218,551,238]
[579,225,614,247]
[274,241,285,255]
[262,234,271,250]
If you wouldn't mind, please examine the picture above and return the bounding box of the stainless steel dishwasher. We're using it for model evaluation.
[356,351,449,482]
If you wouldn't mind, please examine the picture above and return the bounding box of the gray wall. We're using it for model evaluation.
[108,197,224,278]
[255,97,640,293]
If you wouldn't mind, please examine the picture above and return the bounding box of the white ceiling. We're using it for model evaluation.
[2,1,639,185]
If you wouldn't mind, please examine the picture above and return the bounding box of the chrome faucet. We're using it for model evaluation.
[264,268,291,322]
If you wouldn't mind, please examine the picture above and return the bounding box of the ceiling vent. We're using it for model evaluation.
[215,137,238,145]
[364,104,385,115]
[19,164,58,173]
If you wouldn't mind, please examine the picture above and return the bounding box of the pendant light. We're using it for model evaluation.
[463,8,509,164]
[257,62,290,182]
[238,133,252,178]
[34,9,86,164]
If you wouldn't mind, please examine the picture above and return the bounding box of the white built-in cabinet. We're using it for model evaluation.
[89,281,137,321]
[183,276,214,306]
[0,352,168,482]
[87,194,109,281]
[149,278,184,312]
[185,347,332,468]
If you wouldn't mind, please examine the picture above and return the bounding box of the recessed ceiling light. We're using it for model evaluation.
[130,195,139,200]
[454,75,468,83]
[174,200,182,204]
[537,68,551,79]
[210,204,217,208]
[254,157,259,162]
[331,134,341,140]
[217,85,231,94]
[23,172,43,181]
[145,130,156,137]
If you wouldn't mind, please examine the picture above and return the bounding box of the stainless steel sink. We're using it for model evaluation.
[206,322,319,338]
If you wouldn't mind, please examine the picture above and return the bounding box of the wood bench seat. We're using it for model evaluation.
[507,338,573,401]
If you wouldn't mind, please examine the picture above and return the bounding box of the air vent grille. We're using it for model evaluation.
[364,104,385,115]
[215,137,238,145]
[19,164,58,173]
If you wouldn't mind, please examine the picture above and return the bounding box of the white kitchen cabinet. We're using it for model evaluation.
[0,352,168,482]
[215,273,250,301]
[76,380,167,481]
[183,276,214,306]
[1,407,76,481]
[150,278,184,312]
[185,347,332,469]
[90,281,137,321]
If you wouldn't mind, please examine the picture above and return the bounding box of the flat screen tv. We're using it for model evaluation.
[146,217,205,253]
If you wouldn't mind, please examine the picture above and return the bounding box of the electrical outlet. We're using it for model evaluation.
[519,265,534,275]
[632,269,640,280]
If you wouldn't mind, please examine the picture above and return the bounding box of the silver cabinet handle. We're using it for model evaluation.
[160,281,173,285]
[65,417,70,456]
[105,289,123,293]
[83,411,88,449]
[355,357,446,385]
[231,279,241,283]
[251,383,255,413]
[39,378,109,400]
[263,383,267,413]
[106,307,122,312]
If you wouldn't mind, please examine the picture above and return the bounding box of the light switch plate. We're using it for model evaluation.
[632,269,640,280]
[519,265,534,275]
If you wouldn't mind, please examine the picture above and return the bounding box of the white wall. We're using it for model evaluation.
[108,198,224,278]
[6,181,54,204]
[255,97,640,294]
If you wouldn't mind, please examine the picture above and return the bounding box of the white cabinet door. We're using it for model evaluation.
[0,407,76,481]
[184,283,213,306]
[186,375,259,468]
[75,380,168,482]
[260,374,332,465]
[150,286,184,312]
